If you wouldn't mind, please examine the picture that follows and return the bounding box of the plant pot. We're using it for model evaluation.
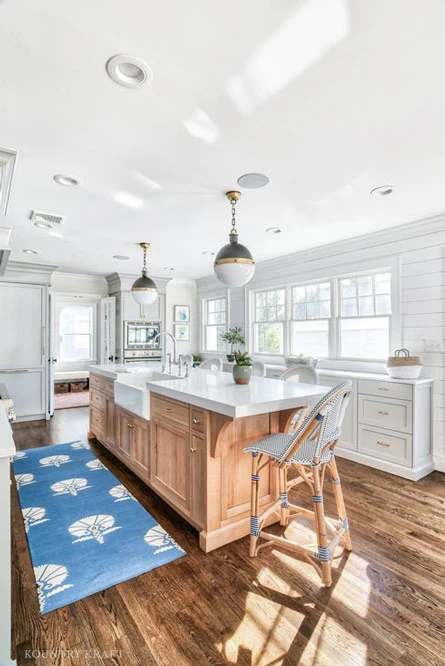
[233,365,252,385]
[227,354,235,363]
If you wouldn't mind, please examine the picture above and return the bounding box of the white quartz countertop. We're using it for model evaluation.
[89,362,161,379]
[145,369,330,418]
[316,368,434,385]
[0,403,15,459]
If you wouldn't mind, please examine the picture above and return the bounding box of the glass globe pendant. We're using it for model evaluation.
[214,191,255,288]
[131,242,158,305]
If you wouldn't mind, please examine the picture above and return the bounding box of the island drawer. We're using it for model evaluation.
[191,408,205,433]
[90,374,114,396]
[152,395,190,428]
[90,406,105,438]
[358,395,412,434]
[358,425,412,467]
[90,388,106,412]
[358,379,411,401]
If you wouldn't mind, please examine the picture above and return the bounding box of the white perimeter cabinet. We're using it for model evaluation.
[0,263,54,421]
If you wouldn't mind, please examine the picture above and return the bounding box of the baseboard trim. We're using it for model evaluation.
[335,447,434,481]
[433,453,445,473]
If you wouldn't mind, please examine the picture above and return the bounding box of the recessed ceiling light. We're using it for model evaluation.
[53,174,79,187]
[163,266,175,271]
[370,185,394,197]
[266,227,281,234]
[34,221,52,229]
[202,250,215,256]
[23,249,38,255]
[113,255,130,260]
[237,173,270,189]
[106,54,153,89]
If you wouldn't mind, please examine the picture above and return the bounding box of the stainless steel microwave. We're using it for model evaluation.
[124,321,161,350]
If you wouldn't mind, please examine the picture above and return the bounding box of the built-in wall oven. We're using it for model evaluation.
[123,321,162,363]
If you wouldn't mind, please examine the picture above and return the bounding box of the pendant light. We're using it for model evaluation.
[131,242,158,305]
[214,191,255,287]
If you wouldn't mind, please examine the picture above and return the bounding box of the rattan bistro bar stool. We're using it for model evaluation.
[243,381,352,587]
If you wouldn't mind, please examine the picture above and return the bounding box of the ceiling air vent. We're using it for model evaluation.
[30,210,65,226]
[0,147,18,216]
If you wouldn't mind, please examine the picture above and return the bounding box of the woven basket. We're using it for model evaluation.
[386,349,422,378]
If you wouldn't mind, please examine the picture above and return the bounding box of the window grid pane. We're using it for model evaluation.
[253,289,286,354]
[58,306,94,361]
[291,282,331,321]
[204,297,226,351]
[340,272,391,319]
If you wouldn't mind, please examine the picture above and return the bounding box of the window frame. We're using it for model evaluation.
[247,262,400,364]
[202,295,227,353]
[56,302,97,364]
[251,286,287,357]
[289,279,333,359]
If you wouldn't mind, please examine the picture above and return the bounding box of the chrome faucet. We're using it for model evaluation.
[154,331,178,364]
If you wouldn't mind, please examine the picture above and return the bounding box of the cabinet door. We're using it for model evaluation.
[104,396,116,449]
[0,283,45,369]
[318,375,358,451]
[132,415,150,479]
[151,419,191,514]
[116,408,133,459]
[0,370,46,419]
[190,434,205,527]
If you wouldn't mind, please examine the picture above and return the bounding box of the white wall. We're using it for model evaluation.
[196,215,445,470]
[165,278,198,357]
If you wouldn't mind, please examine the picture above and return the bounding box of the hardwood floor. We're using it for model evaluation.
[11,408,445,666]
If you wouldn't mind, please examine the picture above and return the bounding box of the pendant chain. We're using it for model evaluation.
[230,198,238,235]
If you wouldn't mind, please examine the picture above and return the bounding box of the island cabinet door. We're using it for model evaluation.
[103,395,116,450]
[150,419,191,516]
[116,407,134,461]
[132,415,150,480]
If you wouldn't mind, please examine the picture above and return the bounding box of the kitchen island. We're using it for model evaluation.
[88,364,329,551]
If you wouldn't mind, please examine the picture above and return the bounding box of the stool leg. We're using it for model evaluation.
[312,464,332,587]
[329,455,352,551]
[250,453,261,557]
[279,465,289,526]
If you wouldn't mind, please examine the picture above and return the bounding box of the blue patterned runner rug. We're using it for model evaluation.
[13,441,185,614]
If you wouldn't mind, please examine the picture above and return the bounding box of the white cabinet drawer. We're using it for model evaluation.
[358,425,412,466]
[358,379,412,401]
[358,395,412,434]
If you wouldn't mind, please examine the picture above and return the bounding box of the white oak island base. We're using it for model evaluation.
[88,370,300,552]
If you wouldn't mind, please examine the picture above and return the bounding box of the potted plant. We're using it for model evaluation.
[285,354,318,368]
[232,351,253,385]
[220,327,246,362]
[192,353,202,367]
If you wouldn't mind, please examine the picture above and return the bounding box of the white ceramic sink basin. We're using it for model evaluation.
[114,371,180,419]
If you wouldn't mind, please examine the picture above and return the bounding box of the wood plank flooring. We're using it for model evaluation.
[11,408,445,666]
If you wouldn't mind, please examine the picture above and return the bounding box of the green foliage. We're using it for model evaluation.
[220,327,245,351]
[234,350,252,366]
[192,354,202,362]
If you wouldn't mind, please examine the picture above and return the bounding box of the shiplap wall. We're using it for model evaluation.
[196,215,445,470]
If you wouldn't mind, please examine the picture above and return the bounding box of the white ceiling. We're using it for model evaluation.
[2,0,445,279]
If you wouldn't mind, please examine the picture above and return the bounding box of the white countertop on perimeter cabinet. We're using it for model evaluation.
[146,369,330,418]
[316,368,434,385]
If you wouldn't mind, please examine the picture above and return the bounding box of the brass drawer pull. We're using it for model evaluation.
[192,418,201,425]
[378,410,389,415]
[164,407,173,412]
[127,423,134,429]
[377,441,390,447]
[377,387,390,392]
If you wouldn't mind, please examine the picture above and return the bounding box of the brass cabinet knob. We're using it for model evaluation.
[190,447,197,453]
[192,418,200,425]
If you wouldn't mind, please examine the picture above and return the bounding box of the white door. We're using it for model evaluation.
[100,297,116,363]
[47,293,55,417]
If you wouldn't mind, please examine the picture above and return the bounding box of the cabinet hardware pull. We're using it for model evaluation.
[378,410,389,415]
[377,387,389,391]
[190,448,196,453]
[165,407,173,412]
[192,418,200,425]
[377,441,390,447]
